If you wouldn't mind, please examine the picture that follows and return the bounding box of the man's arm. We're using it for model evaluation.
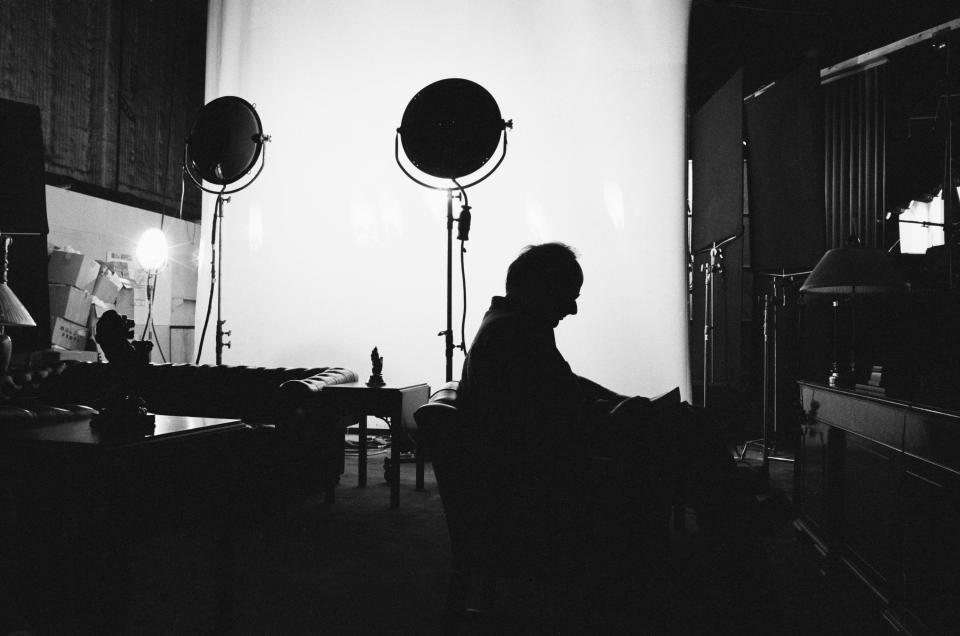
[576,375,628,405]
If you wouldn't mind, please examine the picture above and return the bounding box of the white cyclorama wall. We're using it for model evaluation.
[46,186,201,359]
[203,0,692,399]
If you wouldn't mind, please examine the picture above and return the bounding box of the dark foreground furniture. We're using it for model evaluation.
[412,382,675,627]
[796,381,960,635]
[0,413,250,632]
[0,361,359,632]
[2,361,359,501]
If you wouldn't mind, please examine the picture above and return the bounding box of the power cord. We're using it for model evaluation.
[452,178,470,353]
[195,186,227,364]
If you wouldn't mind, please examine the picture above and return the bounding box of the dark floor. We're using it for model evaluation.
[3,443,854,635]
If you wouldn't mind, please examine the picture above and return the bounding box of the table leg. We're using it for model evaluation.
[390,414,400,509]
[358,414,367,488]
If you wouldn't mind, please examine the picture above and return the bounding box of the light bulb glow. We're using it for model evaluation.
[136,228,169,271]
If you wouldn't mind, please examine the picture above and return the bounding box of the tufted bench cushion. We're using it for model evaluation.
[35,362,358,425]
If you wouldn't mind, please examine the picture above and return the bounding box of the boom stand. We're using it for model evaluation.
[697,233,740,408]
[739,271,809,470]
[196,192,232,366]
[440,189,471,382]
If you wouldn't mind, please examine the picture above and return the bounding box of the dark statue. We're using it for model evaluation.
[91,309,155,432]
[367,346,385,387]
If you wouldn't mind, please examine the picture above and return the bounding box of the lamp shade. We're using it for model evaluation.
[800,246,907,295]
[0,283,36,327]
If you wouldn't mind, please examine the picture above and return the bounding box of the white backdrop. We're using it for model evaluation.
[200,0,692,399]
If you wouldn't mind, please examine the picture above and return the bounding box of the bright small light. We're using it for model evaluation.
[136,228,168,271]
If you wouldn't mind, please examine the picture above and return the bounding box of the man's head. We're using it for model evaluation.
[505,242,583,327]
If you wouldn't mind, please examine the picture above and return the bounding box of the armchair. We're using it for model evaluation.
[412,382,676,624]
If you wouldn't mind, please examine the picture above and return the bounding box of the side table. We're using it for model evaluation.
[322,381,430,508]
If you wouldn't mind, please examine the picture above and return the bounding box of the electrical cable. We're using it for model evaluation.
[151,318,167,362]
[136,271,167,362]
[451,178,470,353]
[140,272,153,341]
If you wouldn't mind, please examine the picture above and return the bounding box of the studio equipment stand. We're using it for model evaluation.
[739,270,809,470]
[395,78,511,382]
[183,96,270,365]
[692,232,740,408]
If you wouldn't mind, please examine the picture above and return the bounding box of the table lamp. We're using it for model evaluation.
[0,235,37,375]
[800,245,906,387]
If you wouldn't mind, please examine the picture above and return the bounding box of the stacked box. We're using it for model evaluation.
[47,249,100,351]
[50,316,89,351]
[91,265,123,305]
[48,250,100,293]
[48,284,92,325]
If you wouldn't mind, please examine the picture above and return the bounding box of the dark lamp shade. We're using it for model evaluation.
[800,246,907,295]
[0,283,36,327]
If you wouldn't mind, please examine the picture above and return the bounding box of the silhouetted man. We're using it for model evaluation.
[458,243,736,544]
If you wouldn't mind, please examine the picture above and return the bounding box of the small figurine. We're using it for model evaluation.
[90,310,155,432]
[367,346,386,387]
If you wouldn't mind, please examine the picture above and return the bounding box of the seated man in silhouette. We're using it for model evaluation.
[458,242,737,556]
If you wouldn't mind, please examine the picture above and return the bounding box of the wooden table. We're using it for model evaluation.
[1,413,250,632]
[322,381,430,508]
[8,413,248,447]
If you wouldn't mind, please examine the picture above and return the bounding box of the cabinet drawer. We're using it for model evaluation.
[802,385,903,449]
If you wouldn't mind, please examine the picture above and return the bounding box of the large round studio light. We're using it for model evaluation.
[394,79,511,383]
[182,95,269,365]
[185,96,265,188]
[399,78,505,179]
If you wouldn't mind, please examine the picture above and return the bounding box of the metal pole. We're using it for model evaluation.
[702,248,712,408]
[762,293,770,467]
[444,190,454,382]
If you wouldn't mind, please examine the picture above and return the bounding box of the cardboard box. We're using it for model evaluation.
[91,265,123,305]
[48,250,100,292]
[48,284,93,325]
[116,286,135,320]
[50,316,90,351]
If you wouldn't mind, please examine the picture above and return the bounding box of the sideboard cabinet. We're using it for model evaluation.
[797,381,960,634]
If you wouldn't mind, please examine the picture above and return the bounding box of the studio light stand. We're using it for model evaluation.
[183,96,270,365]
[692,232,740,408]
[395,78,511,382]
[739,270,809,470]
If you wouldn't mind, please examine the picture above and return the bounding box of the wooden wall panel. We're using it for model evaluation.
[0,0,206,220]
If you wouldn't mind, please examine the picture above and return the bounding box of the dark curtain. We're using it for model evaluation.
[822,66,886,249]
[745,62,826,272]
[691,69,744,392]
[0,0,206,220]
